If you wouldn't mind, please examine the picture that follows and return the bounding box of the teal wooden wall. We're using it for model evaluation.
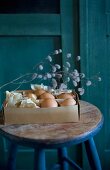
[80,0,109,169]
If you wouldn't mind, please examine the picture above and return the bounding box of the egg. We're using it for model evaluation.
[56,93,74,99]
[60,98,76,106]
[34,89,46,97]
[39,92,55,99]
[25,93,37,100]
[40,98,58,108]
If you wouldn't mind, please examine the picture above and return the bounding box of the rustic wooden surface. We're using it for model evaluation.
[0,101,103,145]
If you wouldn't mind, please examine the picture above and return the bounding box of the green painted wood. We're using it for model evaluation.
[80,0,108,169]
[105,12,110,133]
[105,0,110,13]
[60,0,80,61]
[103,13,110,169]
[79,0,90,100]
[0,14,60,36]
[60,0,80,90]
[107,14,110,36]
[60,0,79,90]
[60,0,74,65]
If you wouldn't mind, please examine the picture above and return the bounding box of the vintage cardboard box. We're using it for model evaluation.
[1,90,80,125]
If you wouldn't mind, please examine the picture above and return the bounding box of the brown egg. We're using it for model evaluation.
[40,98,58,108]
[34,89,46,97]
[25,93,37,100]
[39,92,55,99]
[57,93,74,99]
[60,98,76,106]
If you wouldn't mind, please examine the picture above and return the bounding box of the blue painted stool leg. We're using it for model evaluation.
[58,147,68,170]
[34,148,46,170]
[63,157,82,170]
[7,143,18,170]
[84,137,102,170]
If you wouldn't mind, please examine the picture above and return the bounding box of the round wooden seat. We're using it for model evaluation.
[0,101,103,170]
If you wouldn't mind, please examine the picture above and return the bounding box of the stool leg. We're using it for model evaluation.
[7,143,18,170]
[84,137,102,170]
[58,147,68,170]
[34,148,46,170]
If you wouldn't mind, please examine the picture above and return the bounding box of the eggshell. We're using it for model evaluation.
[40,98,58,108]
[19,98,38,108]
[39,92,55,99]
[34,89,46,97]
[60,98,76,106]
[36,105,40,108]
[56,93,74,99]
[25,93,37,100]
[5,91,23,107]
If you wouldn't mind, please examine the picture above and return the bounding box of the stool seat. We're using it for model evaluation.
[0,101,103,170]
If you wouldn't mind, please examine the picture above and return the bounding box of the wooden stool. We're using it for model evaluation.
[0,101,103,170]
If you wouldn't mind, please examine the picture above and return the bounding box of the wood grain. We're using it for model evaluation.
[0,101,103,145]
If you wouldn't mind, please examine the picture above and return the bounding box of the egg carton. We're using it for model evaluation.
[1,90,80,125]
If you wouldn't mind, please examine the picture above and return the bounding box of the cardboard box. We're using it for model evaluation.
[1,90,80,124]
